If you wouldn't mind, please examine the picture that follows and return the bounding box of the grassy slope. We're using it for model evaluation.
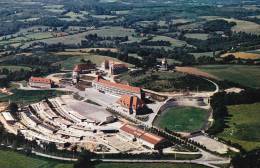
[0,150,206,168]
[154,107,208,132]
[57,53,132,70]
[96,163,208,168]
[217,103,260,151]
[197,65,260,88]
[0,150,72,168]
[119,71,215,92]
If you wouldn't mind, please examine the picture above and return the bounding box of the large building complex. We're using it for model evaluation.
[29,77,54,89]
[120,124,166,149]
[92,76,145,99]
[101,60,128,75]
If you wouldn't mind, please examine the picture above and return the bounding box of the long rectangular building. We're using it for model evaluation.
[29,77,54,89]
[92,76,145,99]
[120,124,166,149]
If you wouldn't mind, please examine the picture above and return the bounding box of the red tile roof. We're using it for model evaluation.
[120,124,165,145]
[94,77,141,94]
[29,77,52,84]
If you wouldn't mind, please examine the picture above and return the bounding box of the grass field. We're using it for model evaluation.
[150,35,191,48]
[154,107,208,132]
[0,150,207,168]
[221,52,260,60]
[0,150,72,168]
[197,65,260,88]
[200,16,260,35]
[184,33,209,40]
[217,103,260,151]
[190,51,221,58]
[0,65,31,71]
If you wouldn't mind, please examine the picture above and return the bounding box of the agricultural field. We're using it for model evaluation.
[200,16,260,35]
[221,52,260,60]
[150,35,191,48]
[184,33,209,40]
[118,71,216,92]
[190,51,221,58]
[197,65,260,88]
[153,107,208,132]
[0,149,72,168]
[217,103,260,151]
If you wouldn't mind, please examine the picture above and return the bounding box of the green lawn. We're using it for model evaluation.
[217,103,260,151]
[154,107,208,132]
[197,65,260,88]
[0,150,72,168]
[96,163,208,168]
[0,150,207,168]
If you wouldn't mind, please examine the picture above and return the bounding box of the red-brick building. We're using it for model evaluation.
[117,95,145,115]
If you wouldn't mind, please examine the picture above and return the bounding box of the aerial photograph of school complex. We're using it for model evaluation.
[0,0,260,168]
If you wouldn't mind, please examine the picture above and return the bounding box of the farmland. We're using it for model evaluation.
[217,103,260,151]
[197,65,260,88]
[220,52,260,60]
[153,107,208,132]
[200,16,260,35]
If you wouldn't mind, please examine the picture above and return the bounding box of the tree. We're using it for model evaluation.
[8,102,18,114]
[74,150,95,168]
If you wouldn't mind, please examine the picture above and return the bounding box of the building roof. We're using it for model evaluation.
[120,124,165,145]
[73,63,96,72]
[2,112,15,121]
[118,95,144,111]
[29,77,52,84]
[94,77,141,94]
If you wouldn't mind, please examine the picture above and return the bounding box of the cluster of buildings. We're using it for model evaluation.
[72,62,96,84]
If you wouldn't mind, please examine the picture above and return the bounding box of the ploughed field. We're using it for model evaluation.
[217,103,260,151]
[197,65,260,88]
[153,107,208,132]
